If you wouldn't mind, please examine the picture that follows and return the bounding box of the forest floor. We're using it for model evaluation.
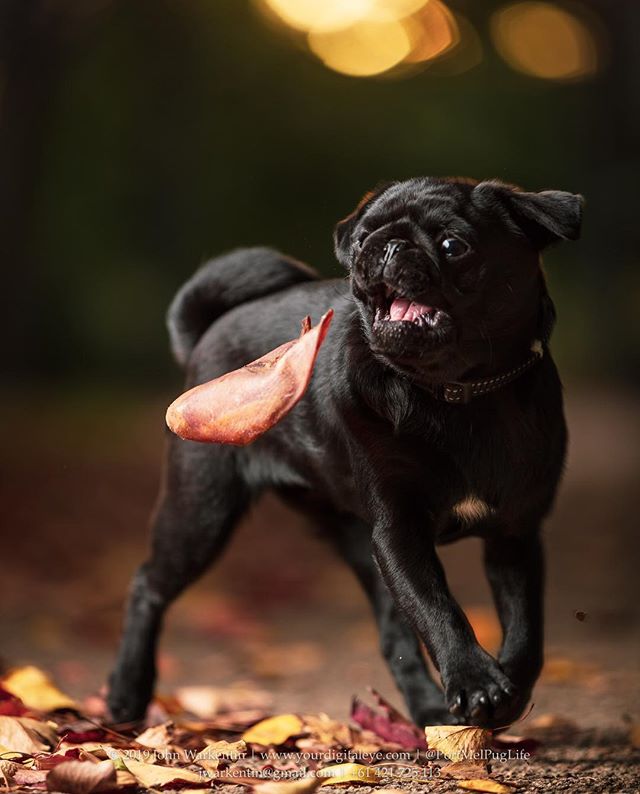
[1,385,639,792]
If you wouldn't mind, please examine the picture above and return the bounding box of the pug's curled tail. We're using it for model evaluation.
[167,247,318,367]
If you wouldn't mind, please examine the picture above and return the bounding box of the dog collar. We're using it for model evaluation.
[425,340,544,405]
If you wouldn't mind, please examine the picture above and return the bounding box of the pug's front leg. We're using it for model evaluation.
[371,514,516,728]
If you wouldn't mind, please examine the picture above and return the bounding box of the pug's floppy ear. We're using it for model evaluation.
[473,180,584,250]
[334,182,394,267]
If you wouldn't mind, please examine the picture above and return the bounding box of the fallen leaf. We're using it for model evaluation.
[14,767,49,786]
[424,725,490,763]
[440,760,490,779]
[317,763,380,785]
[121,756,205,788]
[135,722,174,749]
[243,715,304,746]
[46,760,117,794]
[195,739,246,761]
[37,748,92,770]
[0,759,19,783]
[300,714,351,749]
[351,690,426,750]
[457,780,514,793]
[2,666,77,711]
[0,686,27,716]
[0,715,57,753]
[175,685,271,719]
[166,310,334,445]
[254,774,322,794]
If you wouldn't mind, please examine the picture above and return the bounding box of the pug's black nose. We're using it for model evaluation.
[382,239,406,265]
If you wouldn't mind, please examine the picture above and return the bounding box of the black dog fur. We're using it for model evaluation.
[108,176,582,728]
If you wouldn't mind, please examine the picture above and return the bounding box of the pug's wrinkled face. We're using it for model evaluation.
[335,177,582,380]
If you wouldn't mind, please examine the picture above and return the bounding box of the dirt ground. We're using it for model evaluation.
[1,385,639,792]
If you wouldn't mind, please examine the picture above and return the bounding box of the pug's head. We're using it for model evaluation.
[335,177,582,382]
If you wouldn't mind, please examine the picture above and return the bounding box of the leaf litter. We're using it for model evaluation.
[0,665,577,793]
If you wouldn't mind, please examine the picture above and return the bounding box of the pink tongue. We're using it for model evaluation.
[389,298,432,322]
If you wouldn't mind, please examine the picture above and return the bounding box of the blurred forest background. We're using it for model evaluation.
[1,0,638,726]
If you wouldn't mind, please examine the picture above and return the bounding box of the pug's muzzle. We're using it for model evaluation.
[352,234,457,358]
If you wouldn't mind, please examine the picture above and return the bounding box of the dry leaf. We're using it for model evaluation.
[46,760,116,794]
[195,739,246,761]
[175,685,271,719]
[440,760,490,779]
[2,666,77,712]
[457,780,514,793]
[243,715,304,746]
[300,714,351,749]
[254,774,322,794]
[317,763,381,785]
[122,756,205,788]
[351,690,426,750]
[135,722,174,749]
[0,715,57,753]
[0,759,19,783]
[14,768,49,786]
[424,725,490,763]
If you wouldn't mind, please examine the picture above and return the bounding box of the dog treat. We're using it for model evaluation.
[166,309,333,445]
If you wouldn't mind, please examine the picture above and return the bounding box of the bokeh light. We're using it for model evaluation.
[261,0,372,34]
[260,0,465,77]
[403,0,458,64]
[308,18,412,77]
[491,2,600,81]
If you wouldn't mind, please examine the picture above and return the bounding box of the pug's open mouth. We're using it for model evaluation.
[372,285,453,333]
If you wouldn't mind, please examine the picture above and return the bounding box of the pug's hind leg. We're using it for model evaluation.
[108,440,249,723]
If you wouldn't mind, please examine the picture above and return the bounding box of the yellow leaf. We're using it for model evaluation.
[115,768,138,787]
[122,756,204,787]
[425,724,490,763]
[45,760,116,794]
[0,744,24,759]
[317,763,380,785]
[457,780,514,793]
[2,666,76,712]
[242,714,303,746]
[0,716,57,754]
[196,739,246,761]
[255,775,322,794]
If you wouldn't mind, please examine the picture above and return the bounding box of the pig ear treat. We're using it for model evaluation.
[166,309,334,445]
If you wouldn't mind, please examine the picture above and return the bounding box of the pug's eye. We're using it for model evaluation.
[441,237,469,258]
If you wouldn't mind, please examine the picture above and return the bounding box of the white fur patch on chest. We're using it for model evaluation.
[452,495,493,523]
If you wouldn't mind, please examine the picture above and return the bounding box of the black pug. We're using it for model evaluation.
[108,176,582,729]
